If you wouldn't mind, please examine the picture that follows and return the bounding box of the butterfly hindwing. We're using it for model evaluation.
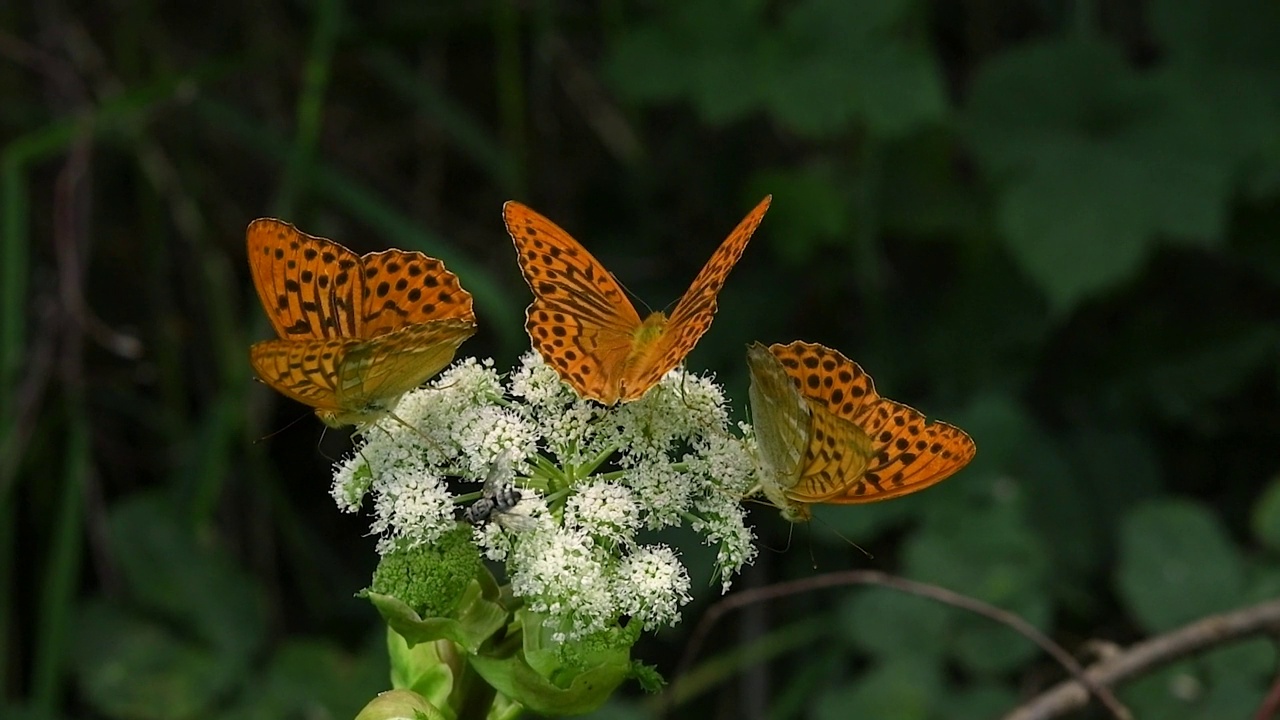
[250,337,359,411]
[336,319,477,412]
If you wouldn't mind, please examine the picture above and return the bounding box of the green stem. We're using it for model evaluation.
[454,657,499,720]
[578,445,619,477]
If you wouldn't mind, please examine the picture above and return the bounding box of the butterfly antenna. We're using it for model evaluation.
[811,514,873,559]
[310,425,346,464]
[253,410,313,444]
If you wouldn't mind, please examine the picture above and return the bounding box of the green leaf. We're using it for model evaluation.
[950,595,1050,676]
[386,629,456,710]
[108,493,265,659]
[1115,499,1244,633]
[1250,476,1280,553]
[903,501,1051,674]
[840,587,949,660]
[946,683,1020,720]
[748,166,851,265]
[368,579,508,655]
[465,610,636,716]
[73,600,227,720]
[225,637,389,720]
[813,657,941,720]
[963,39,1236,311]
[605,0,944,138]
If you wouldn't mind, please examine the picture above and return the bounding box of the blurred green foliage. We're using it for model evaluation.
[3,0,1279,718]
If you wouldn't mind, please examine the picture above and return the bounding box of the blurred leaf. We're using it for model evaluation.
[387,630,454,706]
[1015,422,1104,581]
[607,0,944,138]
[879,128,992,241]
[1250,475,1280,553]
[1115,499,1244,632]
[1128,325,1280,422]
[1120,662,1207,719]
[963,40,1237,311]
[257,638,389,718]
[582,699,650,720]
[813,657,941,720]
[749,166,850,265]
[1127,661,1262,720]
[903,500,1051,675]
[1203,638,1271,691]
[74,600,227,720]
[950,595,1050,676]
[946,683,1019,720]
[839,587,949,660]
[107,493,265,659]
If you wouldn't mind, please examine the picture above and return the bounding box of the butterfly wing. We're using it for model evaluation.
[769,341,975,503]
[504,201,642,405]
[359,249,475,338]
[249,337,359,416]
[333,318,478,425]
[624,196,772,400]
[246,219,363,339]
[747,342,875,520]
[747,342,809,504]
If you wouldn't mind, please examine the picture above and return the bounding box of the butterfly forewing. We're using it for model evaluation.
[247,219,363,340]
[504,201,642,404]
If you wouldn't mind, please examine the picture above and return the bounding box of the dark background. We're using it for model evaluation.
[4,1,1280,718]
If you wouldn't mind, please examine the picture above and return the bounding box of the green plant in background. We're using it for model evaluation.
[6,0,1280,717]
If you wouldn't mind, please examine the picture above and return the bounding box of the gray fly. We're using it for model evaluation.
[464,453,537,531]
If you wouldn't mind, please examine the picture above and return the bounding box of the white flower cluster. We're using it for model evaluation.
[332,351,759,636]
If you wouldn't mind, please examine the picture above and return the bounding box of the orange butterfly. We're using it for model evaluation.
[747,341,975,521]
[504,197,771,405]
[247,219,477,429]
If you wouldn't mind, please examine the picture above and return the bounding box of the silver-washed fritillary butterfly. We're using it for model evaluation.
[747,341,976,521]
[247,218,477,429]
[504,197,771,405]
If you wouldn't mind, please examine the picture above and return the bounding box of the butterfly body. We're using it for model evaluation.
[747,341,975,521]
[506,197,771,405]
[247,219,476,429]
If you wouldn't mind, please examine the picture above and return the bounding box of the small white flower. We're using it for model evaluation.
[627,463,695,530]
[333,351,762,638]
[565,483,641,546]
[509,526,615,638]
[615,545,692,631]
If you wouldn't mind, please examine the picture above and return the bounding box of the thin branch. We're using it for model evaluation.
[1006,597,1280,720]
[668,569,1130,720]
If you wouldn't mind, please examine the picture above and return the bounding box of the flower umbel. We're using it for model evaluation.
[335,352,758,639]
